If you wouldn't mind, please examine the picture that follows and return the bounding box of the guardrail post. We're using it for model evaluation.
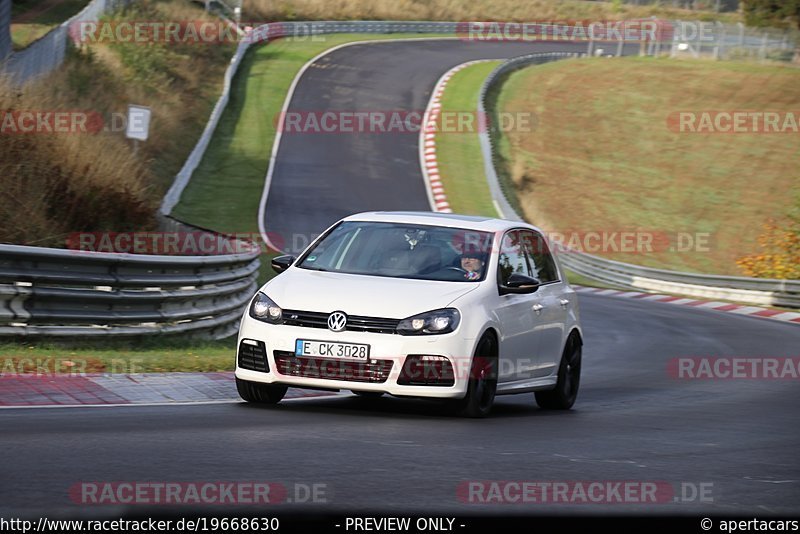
[714,21,725,60]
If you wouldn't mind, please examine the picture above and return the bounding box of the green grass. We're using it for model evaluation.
[11,0,91,49]
[434,61,501,218]
[432,62,612,289]
[493,56,800,276]
[172,34,456,285]
[0,341,235,373]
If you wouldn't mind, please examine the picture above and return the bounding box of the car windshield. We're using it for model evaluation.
[297,221,494,282]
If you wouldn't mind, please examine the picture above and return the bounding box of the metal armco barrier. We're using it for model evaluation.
[0,226,260,338]
[477,52,800,309]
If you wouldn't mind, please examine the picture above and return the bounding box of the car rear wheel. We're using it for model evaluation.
[535,334,581,410]
[454,334,498,418]
[236,378,288,404]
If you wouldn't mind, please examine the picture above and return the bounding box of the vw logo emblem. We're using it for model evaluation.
[327,311,347,332]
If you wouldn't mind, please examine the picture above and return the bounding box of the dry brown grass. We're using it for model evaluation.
[0,0,234,247]
[0,77,154,246]
[244,0,740,23]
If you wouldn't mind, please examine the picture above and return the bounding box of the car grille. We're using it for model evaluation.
[238,340,269,372]
[282,310,400,335]
[273,351,393,383]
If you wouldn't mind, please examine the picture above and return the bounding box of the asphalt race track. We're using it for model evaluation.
[2,40,798,518]
[262,40,634,252]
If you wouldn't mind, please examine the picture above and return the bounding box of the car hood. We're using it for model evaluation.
[261,268,479,318]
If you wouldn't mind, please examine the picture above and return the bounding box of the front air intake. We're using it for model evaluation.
[237,339,269,372]
[398,355,455,386]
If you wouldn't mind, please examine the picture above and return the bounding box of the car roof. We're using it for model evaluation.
[342,211,534,233]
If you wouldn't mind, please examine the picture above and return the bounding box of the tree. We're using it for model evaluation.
[737,195,800,280]
[741,0,800,30]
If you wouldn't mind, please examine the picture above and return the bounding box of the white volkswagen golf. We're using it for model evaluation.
[236,211,582,417]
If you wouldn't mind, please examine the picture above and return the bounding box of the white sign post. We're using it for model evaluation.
[126,104,151,155]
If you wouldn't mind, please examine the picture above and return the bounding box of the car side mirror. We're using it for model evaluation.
[500,273,541,295]
[271,255,296,274]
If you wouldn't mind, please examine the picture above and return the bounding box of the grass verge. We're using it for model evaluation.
[494,56,800,276]
[434,61,501,218]
[0,340,234,373]
[433,61,611,288]
[171,33,457,285]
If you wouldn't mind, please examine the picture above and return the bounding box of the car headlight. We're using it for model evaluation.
[249,292,283,324]
[397,308,460,335]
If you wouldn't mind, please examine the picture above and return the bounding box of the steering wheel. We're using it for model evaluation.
[445,266,468,274]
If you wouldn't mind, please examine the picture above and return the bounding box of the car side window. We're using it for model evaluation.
[520,230,560,283]
[497,231,532,286]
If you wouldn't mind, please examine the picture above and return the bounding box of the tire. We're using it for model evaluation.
[535,334,581,410]
[454,334,498,418]
[353,391,384,398]
[236,378,288,404]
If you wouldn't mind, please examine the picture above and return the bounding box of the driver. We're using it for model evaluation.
[461,249,485,280]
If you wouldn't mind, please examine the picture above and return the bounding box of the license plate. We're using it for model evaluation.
[295,339,370,361]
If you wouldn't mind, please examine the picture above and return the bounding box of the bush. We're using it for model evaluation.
[737,199,800,279]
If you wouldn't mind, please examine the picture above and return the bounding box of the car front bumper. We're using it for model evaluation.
[235,315,477,398]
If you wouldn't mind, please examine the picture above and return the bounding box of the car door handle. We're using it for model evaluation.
[559,299,570,307]
[532,304,544,313]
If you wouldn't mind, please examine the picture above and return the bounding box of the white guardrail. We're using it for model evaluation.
[477,52,800,309]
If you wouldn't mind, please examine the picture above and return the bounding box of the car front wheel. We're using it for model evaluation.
[236,378,288,404]
[454,334,498,418]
